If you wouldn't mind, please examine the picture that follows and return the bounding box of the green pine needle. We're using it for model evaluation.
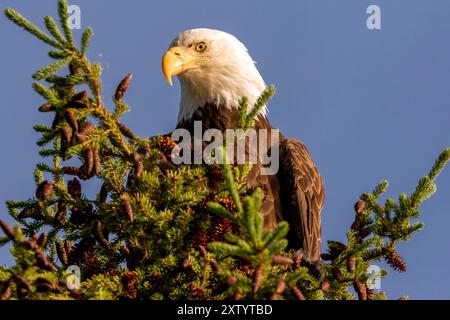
[44,16,66,44]
[48,50,71,59]
[267,239,288,256]
[33,167,44,185]
[81,27,93,56]
[32,57,72,80]
[245,85,275,128]
[373,180,389,198]
[243,196,259,247]
[58,0,75,48]
[206,202,238,223]
[262,221,289,249]
[4,8,64,49]
[428,147,450,181]
[218,148,243,214]
[32,82,61,107]
[237,97,248,129]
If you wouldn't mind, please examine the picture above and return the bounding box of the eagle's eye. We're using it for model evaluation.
[194,42,207,52]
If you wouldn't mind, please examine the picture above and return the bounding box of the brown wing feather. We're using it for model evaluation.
[278,138,325,261]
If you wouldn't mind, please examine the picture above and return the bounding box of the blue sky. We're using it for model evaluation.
[1,0,449,299]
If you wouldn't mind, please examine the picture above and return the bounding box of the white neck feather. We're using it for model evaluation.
[177,60,267,122]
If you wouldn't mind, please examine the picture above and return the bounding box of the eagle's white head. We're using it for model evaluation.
[162,28,267,122]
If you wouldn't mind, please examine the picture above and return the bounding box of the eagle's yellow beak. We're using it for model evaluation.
[161,47,185,86]
[162,46,209,86]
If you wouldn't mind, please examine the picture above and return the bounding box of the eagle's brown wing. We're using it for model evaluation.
[278,138,325,262]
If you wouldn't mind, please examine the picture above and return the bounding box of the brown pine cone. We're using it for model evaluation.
[219,196,237,212]
[385,250,407,272]
[121,271,138,299]
[121,198,134,222]
[209,218,232,242]
[38,102,55,113]
[115,73,133,101]
[155,136,177,158]
[354,200,366,214]
[347,255,356,273]
[67,178,82,199]
[36,181,54,200]
[272,255,294,266]
[354,278,367,300]
[191,229,208,248]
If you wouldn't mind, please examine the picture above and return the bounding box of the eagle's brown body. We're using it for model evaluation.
[176,103,325,261]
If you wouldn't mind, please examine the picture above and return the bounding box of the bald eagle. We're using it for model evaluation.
[161,29,324,262]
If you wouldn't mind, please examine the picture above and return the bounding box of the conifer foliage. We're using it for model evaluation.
[1,0,449,300]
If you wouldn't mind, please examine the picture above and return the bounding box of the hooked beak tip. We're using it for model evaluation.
[162,48,184,87]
